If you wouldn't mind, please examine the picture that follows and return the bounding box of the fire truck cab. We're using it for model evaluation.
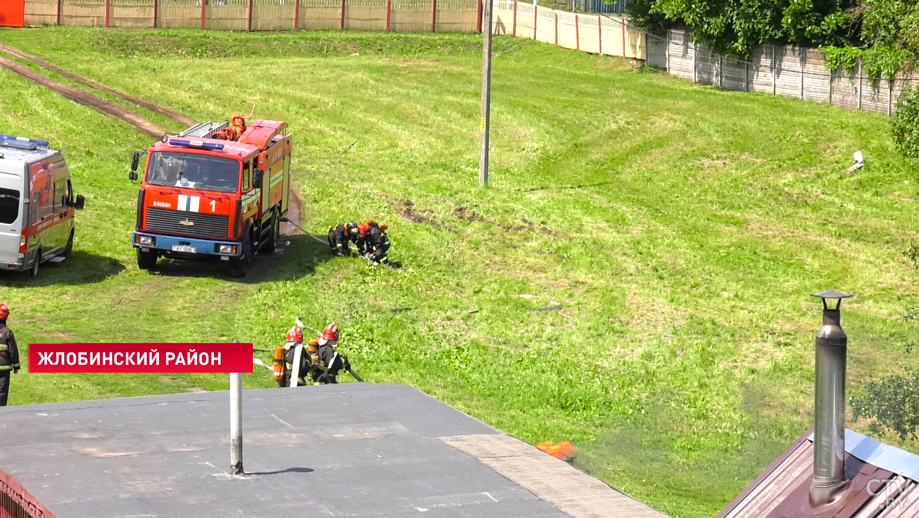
[0,135,85,279]
[131,119,291,278]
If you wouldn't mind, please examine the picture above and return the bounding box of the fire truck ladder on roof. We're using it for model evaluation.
[178,121,230,139]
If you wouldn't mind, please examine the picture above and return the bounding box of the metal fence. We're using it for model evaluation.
[556,0,625,14]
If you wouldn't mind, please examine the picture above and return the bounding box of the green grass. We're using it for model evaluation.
[1,26,918,518]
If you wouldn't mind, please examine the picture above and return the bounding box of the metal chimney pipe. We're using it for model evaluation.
[230,371,243,475]
[230,338,244,475]
[809,290,852,506]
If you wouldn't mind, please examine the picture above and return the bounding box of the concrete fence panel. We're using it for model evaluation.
[555,11,576,51]
[435,0,475,33]
[390,0,431,32]
[158,0,199,28]
[252,0,296,31]
[344,0,386,31]
[61,0,104,26]
[299,0,338,30]
[802,49,830,103]
[534,6,553,45]
[24,0,55,25]
[109,0,154,28]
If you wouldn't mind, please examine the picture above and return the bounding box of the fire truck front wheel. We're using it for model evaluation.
[229,233,253,279]
[137,248,158,271]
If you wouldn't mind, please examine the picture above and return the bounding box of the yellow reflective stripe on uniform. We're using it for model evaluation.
[0,365,11,371]
[0,344,7,352]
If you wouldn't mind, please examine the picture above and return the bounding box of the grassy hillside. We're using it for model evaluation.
[1,27,917,518]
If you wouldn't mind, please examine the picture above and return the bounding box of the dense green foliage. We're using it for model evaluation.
[852,369,919,440]
[626,0,919,72]
[892,85,919,164]
[1,27,918,518]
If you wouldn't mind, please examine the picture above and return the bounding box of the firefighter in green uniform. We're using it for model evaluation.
[0,303,21,407]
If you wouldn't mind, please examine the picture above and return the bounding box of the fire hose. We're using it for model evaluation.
[280,217,329,246]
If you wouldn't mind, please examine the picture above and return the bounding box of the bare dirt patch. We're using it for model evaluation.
[397,199,440,229]
[454,206,484,222]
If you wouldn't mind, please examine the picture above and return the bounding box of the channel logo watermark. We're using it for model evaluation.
[867,478,914,511]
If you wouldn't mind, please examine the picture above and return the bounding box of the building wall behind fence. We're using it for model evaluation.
[667,28,919,116]
[24,0,480,31]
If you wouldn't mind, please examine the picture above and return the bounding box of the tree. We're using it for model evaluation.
[852,368,919,441]
[625,0,857,58]
[892,85,919,166]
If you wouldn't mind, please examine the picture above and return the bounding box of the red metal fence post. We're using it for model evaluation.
[104,0,110,27]
[247,0,253,31]
[597,16,601,54]
[511,0,516,36]
[475,0,481,33]
[532,4,536,39]
[57,0,62,25]
[385,0,391,31]
[339,0,345,29]
[200,0,206,29]
[574,14,579,51]
[152,0,158,28]
[294,0,300,29]
[431,0,436,32]
[621,17,625,58]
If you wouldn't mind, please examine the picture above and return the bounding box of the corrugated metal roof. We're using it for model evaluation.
[718,428,919,518]
[806,430,919,483]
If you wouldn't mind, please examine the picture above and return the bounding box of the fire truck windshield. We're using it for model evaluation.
[146,152,240,193]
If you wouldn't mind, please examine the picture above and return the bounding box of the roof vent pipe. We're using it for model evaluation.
[809,290,853,507]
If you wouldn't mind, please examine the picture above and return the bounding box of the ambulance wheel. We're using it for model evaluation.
[62,230,74,259]
[265,209,280,254]
[137,248,157,270]
[28,249,41,279]
[229,234,252,278]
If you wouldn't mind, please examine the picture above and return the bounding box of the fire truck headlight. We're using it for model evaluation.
[218,244,234,254]
[138,236,155,246]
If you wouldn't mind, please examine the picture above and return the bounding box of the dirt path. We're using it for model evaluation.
[0,54,166,138]
[0,43,197,128]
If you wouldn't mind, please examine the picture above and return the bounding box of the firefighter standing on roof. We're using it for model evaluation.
[327,222,363,257]
[0,304,21,407]
[310,324,351,384]
[282,326,312,387]
[358,221,390,266]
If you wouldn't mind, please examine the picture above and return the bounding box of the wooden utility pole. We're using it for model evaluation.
[479,0,493,187]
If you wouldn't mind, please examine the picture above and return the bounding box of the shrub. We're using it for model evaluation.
[892,85,919,167]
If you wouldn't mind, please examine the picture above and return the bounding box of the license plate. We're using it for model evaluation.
[172,245,197,253]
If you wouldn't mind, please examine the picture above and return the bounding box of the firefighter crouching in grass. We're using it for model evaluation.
[0,303,21,407]
[327,222,364,257]
[358,221,390,266]
[310,324,352,385]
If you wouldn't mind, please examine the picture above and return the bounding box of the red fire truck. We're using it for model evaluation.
[130,114,291,278]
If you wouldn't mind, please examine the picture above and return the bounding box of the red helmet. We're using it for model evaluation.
[0,304,8,320]
[286,326,303,343]
[321,324,339,342]
[357,224,369,236]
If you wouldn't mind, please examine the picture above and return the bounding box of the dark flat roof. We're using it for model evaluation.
[0,384,570,518]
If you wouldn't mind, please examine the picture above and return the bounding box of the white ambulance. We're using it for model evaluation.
[0,135,84,279]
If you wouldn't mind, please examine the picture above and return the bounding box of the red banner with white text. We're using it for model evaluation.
[28,343,254,373]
